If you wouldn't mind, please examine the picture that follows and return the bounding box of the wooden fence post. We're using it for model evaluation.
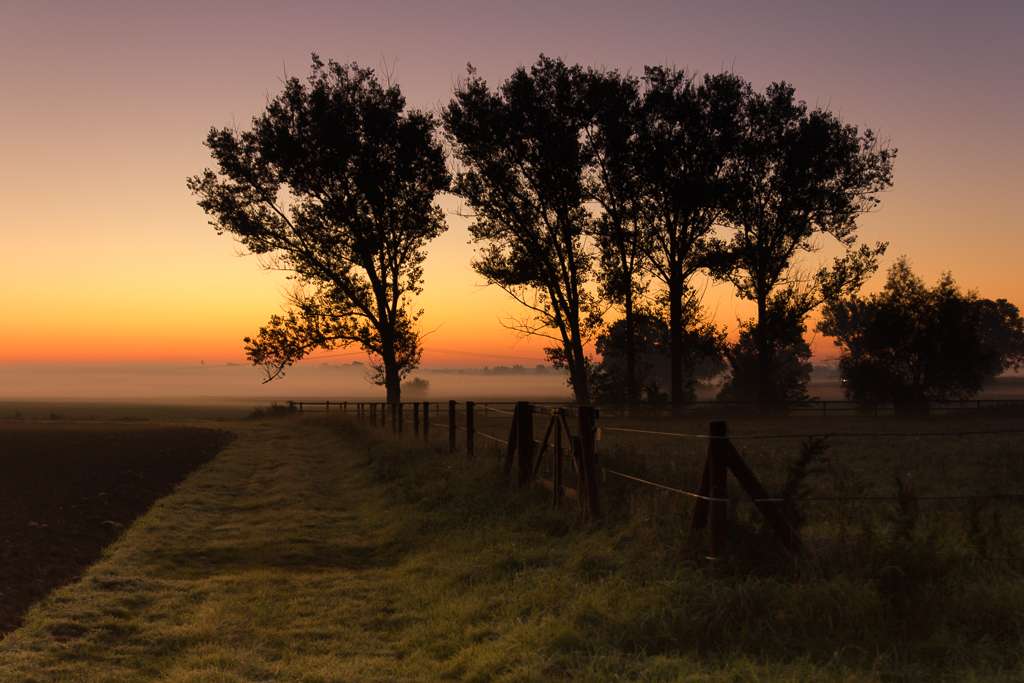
[723,440,802,555]
[448,400,457,453]
[413,402,419,436]
[326,400,330,412]
[422,402,429,441]
[708,420,728,562]
[516,401,533,487]
[397,403,404,434]
[504,404,519,475]
[466,401,475,457]
[577,406,600,518]
[552,411,563,509]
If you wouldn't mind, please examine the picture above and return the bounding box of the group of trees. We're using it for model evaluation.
[445,57,895,410]
[188,54,1023,411]
[819,257,1024,415]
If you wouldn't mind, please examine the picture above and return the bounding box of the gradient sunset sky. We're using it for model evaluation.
[1,0,1021,370]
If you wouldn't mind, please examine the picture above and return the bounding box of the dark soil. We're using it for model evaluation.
[0,422,235,636]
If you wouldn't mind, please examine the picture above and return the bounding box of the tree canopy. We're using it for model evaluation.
[444,56,602,403]
[818,257,1024,414]
[187,56,449,402]
[718,287,814,405]
[636,68,748,412]
[713,82,895,407]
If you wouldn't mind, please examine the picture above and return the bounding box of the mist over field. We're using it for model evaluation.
[3,362,1022,406]
[0,362,574,403]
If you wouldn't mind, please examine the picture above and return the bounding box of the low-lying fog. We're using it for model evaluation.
[0,362,575,403]
[2,362,1021,406]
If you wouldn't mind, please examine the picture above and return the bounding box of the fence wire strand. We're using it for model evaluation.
[482,407,516,416]
[475,431,509,445]
[601,427,1024,441]
[333,401,1024,506]
[601,467,1024,504]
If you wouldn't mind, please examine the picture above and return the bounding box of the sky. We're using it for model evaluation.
[1,0,1022,396]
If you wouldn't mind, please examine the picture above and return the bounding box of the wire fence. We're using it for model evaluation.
[288,397,1024,562]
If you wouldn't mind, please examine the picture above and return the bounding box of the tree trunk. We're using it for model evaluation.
[381,330,402,404]
[624,286,638,415]
[756,290,772,414]
[669,278,685,418]
[568,326,591,405]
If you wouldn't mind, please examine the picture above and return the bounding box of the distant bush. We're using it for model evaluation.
[402,376,430,400]
[248,402,297,420]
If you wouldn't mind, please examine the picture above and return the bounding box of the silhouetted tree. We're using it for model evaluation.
[639,67,749,414]
[713,82,895,408]
[718,288,814,405]
[585,69,649,409]
[592,301,726,405]
[818,257,1024,415]
[188,56,449,403]
[444,57,601,402]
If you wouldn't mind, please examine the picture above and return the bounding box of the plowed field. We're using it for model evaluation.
[0,422,235,636]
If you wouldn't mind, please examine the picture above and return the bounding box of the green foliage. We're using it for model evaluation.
[188,55,449,401]
[819,257,1024,414]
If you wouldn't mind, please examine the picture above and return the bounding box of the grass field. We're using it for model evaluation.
[1,408,1022,681]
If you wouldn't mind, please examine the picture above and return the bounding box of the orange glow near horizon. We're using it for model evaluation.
[2,2,1021,374]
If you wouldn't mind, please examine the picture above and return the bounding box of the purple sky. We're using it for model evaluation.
[1,0,1021,371]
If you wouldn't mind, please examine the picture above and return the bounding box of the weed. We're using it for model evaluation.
[780,436,830,531]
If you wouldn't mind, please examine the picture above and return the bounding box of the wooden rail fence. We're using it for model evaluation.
[287,399,801,561]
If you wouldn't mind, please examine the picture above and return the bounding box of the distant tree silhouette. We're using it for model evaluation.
[712,82,895,409]
[637,68,748,414]
[592,302,726,405]
[187,56,449,403]
[718,287,814,405]
[444,56,601,403]
[818,257,1024,416]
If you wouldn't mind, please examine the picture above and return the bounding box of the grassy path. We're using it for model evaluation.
[0,420,427,682]
[2,417,1023,682]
